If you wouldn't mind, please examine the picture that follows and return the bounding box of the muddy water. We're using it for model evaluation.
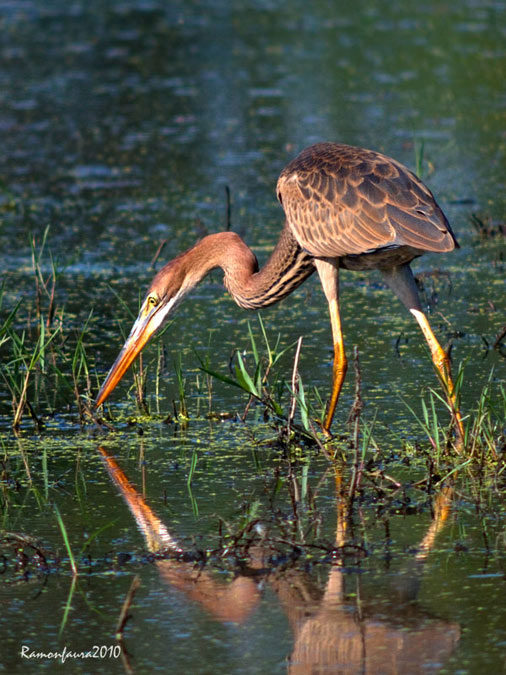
[0,1,505,673]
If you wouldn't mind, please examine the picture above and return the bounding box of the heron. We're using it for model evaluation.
[95,142,463,439]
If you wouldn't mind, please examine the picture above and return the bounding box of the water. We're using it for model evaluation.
[0,1,505,673]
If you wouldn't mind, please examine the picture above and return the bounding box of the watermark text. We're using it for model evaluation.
[21,645,121,664]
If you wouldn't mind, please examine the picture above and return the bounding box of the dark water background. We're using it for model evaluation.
[0,1,505,673]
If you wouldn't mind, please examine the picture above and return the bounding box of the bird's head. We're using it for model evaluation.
[95,258,192,408]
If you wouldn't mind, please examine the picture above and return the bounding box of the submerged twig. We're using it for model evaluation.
[150,239,168,270]
[225,185,232,230]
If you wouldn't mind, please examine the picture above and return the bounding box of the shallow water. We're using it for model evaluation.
[0,1,505,673]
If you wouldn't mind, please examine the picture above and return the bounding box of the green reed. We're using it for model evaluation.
[174,354,188,421]
[402,365,504,463]
[2,316,61,429]
[198,315,298,421]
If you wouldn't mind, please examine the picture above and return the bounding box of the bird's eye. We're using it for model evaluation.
[147,296,158,308]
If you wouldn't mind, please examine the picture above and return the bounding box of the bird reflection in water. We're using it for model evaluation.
[95,143,464,442]
[98,446,460,673]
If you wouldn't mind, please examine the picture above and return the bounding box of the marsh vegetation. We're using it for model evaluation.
[0,1,505,673]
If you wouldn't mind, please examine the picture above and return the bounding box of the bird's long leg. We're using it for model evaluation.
[315,259,347,434]
[381,264,464,446]
[410,309,464,439]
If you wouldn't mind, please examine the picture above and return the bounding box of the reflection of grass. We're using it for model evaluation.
[54,502,78,577]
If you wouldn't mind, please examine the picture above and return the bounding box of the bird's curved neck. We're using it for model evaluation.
[176,225,315,310]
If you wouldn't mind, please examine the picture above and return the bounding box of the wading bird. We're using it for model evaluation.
[95,142,463,439]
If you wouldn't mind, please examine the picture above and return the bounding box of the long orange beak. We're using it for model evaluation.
[95,297,173,408]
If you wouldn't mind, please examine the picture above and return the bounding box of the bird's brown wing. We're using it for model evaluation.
[276,143,457,259]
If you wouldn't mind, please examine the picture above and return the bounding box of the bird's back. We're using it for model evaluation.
[277,142,458,267]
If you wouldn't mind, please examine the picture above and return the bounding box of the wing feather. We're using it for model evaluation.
[277,143,457,259]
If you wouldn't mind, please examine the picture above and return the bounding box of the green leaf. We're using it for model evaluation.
[235,352,259,397]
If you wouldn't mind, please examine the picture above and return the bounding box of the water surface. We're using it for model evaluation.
[0,1,505,673]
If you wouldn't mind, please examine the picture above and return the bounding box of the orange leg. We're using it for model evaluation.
[315,260,347,434]
[381,265,464,448]
[325,297,348,432]
[411,309,464,446]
